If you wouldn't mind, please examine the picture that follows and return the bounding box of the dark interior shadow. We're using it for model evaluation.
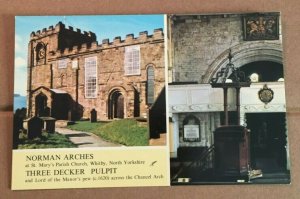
[65,133,91,137]
[75,142,94,145]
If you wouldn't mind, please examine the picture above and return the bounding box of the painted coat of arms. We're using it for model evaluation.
[243,14,279,41]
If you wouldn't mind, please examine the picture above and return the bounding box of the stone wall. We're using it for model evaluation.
[169,14,282,83]
[168,13,285,157]
[28,22,165,120]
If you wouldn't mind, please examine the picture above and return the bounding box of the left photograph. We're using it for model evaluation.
[13,15,166,149]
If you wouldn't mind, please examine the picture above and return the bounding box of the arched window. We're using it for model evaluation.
[124,45,140,75]
[35,42,46,64]
[85,56,97,98]
[147,65,155,105]
[60,74,66,87]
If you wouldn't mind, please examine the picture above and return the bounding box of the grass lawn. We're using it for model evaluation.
[18,131,76,149]
[67,119,148,146]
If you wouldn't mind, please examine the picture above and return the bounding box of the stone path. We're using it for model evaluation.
[149,133,166,146]
[56,127,123,148]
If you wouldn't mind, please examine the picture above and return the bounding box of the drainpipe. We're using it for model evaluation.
[27,41,34,118]
[50,64,53,89]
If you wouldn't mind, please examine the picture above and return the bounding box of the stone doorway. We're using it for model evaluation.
[246,113,287,172]
[134,89,140,117]
[108,90,124,119]
[35,93,49,117]
[51,94,70,120]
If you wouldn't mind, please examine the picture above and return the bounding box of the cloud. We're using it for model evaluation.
[14,57,27,95]
[15,57,27,68]
[15,34,22,52]
[14,72,27,96]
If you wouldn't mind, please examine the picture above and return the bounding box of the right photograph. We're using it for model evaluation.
[167,12,291,184]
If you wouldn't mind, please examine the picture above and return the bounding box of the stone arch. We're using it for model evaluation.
[145,63,156,70]
[35,42,47,64]
[236,61,284,82]
[31,87,53,117]
[35,92,49,117]
[107,87,127,119]
[203,41,283,83]
[183,114,200,126]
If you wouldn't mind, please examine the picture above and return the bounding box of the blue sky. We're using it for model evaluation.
[14,15,164,96]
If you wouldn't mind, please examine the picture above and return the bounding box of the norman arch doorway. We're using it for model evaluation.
[108,90,125,119]
[35,93,49,117]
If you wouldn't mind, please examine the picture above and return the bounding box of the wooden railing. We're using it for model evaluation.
[172,145,215,181]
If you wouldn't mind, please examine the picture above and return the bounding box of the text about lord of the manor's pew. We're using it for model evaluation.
[12,148,169,190]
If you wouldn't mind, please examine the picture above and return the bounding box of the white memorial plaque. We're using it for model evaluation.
[184,124,200,141]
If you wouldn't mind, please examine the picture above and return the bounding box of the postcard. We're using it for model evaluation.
[12,12,291,190]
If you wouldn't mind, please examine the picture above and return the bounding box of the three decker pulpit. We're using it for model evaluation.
[214,126,250,178]
[210,49,251,179]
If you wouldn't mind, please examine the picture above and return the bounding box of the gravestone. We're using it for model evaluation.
[26,116,43,139]
[90,109,97,123]
[40,117,56,133]
[14,109,23,131]
[13,109,23,149]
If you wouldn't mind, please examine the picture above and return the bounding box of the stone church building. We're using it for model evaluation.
[167,13,290,182]
[27,22,165,121]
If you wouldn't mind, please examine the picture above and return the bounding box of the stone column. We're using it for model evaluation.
[207,113,215,147]
[240,111,247,127]
[285,118,290,170]
[213,112,221,145]
[200,120,206,146]
[171,114,180,158]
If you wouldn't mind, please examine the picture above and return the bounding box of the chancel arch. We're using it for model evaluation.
[204,41,283,83]
[235,61,283,82]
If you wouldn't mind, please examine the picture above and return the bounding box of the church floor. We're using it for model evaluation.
[170,159,290,185]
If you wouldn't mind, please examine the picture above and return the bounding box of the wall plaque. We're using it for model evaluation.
[243,13,279,41]
[258,84,274,104]
[184,124,200,142]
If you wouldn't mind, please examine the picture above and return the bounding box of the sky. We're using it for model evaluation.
[14,15,164,96]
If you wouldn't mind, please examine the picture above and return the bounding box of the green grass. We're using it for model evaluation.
[67,119,148,146]
[18,131,76,149]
